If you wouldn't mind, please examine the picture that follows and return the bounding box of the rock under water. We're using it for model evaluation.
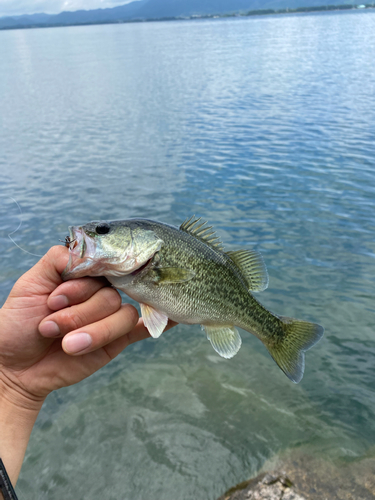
[217,472,305,500]
[217,450,375,500]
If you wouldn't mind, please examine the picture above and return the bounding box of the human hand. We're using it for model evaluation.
[0,245,175,486]
[0,245,170,409]
[0,245,177,486]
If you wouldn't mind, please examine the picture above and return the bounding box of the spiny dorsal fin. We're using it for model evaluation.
[180,215,223,251]
[226,249,269,292]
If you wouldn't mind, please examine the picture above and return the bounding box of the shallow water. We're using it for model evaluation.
[0,10,375,499]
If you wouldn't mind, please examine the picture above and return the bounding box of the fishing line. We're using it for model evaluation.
[7,197,43,257]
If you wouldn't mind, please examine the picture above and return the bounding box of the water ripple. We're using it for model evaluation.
[1,10,375,500]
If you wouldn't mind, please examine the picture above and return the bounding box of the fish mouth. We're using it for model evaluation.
[61,226,96,281]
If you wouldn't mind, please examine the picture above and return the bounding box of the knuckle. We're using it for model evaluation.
[99,320,113,345]
[60,278,101,306]
[121,304,139,328]
[61,309,83,332]
[101,288,121,311]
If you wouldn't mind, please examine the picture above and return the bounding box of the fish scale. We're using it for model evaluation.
[62,216,324,383]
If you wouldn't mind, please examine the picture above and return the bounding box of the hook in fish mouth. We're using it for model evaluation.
[61,226,92,281]
[60,236,77,250]
[66,227,86,257]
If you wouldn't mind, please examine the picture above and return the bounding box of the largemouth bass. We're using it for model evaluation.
[62,216,323,383]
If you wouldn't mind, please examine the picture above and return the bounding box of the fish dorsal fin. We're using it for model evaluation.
[180,216,223,251]
[226,249,269,292]
[202,325,242,359]
[140,303,168,338]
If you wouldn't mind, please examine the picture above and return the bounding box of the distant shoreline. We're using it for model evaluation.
[1,3,374,31]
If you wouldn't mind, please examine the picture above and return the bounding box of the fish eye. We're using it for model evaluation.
[95,223,110,235]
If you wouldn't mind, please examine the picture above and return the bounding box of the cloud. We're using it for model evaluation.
[0,0,138,18]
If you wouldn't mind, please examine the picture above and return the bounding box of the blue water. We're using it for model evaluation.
[1,10,375,499]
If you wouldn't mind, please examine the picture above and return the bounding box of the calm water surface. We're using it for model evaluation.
[1,10,375,499]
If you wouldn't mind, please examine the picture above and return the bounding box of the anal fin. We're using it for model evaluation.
[202,325,242,359]
[141,303,168,338]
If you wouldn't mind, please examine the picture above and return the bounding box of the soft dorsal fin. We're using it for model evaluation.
[180,215,223,251]
[226,249,269,292]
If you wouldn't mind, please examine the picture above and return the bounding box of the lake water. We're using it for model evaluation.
[1,10,375,500]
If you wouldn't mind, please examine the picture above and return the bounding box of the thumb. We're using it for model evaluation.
[10,246,70,298]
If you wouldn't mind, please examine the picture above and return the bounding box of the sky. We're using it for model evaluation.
[0,0,140,17]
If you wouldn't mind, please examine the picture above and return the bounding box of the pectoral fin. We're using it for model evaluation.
[149,267,195,284]
[141,303,169,338]
[202,325,242,359]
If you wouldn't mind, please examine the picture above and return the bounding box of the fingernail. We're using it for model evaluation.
[63,333,92,354]
[49,295,69,310]
[39,321,60,337]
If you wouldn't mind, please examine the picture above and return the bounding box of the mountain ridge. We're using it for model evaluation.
[0,0,370,29]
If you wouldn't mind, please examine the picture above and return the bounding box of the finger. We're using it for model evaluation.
[102,317,152,359]
[126,318,178,346]
[31,318,178,393]
[102,318,178,360]
[63,316,177,361]
[11,246,69,298]
[39,287,121,338]
[47,277,111,311]
[62,303,140,355]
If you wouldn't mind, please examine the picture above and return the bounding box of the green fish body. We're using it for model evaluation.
[62,216,323,383]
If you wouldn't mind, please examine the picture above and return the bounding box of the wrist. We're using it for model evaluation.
[0,378,44,486]
[0,371,45,413]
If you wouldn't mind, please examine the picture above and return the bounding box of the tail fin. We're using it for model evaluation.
[266,316,324,383]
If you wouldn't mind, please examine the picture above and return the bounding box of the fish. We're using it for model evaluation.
[62,216,324,383]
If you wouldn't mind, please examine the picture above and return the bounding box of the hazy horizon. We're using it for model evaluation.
[0,0,141,18]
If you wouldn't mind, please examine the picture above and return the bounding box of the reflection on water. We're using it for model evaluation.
[1,10,375,499]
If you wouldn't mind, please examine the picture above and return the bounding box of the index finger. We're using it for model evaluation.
[48,277,111,310]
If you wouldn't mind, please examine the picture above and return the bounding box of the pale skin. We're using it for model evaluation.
[0,246,175,496]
